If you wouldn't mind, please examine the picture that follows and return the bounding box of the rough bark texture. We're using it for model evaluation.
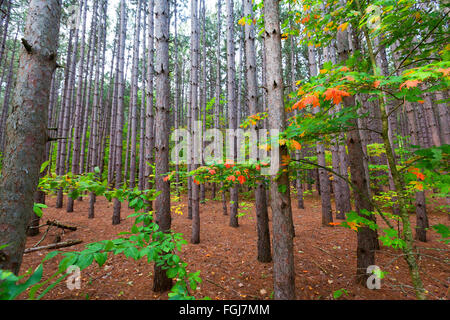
[336,26,378,285]
[190,0,201,243]
[244,0,271,263]
[226,0,239,228]
[264,0,295,300]
[152,0,172,293]
[112,0,127,226]
[0,0,61,274]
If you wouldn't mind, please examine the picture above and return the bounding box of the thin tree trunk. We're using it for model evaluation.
[112,0,127,226]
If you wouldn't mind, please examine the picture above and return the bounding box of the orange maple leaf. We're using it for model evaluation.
[300,93,320,108]
[281,154,291,166]
[399,79,420,90]
[438,68,450,76]
[291,140,302,150]
[341,75,355,82]
[324,87,351,105]
[238,175,246,184]
[373,80,381,88]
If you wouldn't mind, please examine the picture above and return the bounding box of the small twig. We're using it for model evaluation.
[311,245,342,261]
[311,259,329,275]
[205,278,259,299]
[32,225,52,248]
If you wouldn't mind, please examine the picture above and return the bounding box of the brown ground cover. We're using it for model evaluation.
[19,192,449,300]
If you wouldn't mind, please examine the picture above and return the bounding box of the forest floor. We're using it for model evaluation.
[19,190,449,300]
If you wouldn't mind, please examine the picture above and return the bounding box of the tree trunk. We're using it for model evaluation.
[112,0,127,226]
[152,0,173,293]
[226,0,239,228]
[264,0,295,300]
[244,0,271,263]
[0,0,61,274]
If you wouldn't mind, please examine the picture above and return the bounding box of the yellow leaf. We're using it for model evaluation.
[337,22,349,32]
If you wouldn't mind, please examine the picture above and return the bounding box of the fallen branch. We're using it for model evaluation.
[46,220,77,231]
[32,225,52,248]
[24,240,82,254]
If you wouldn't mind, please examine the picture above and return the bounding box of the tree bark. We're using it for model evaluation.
[0,0,61,274]
[152,0,173,293]
[264,0,295,300]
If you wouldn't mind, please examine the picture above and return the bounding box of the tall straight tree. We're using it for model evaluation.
[129,0,142,189]
[67,0,88,212]
[264,0,295,299]
[112,0,127,225]
[216,0,228,216]
[226,0,239,228]
[308,44,333,226]
[0,0,61,274]
[243,0,271,263]
[336,22,378,284]
[138,1,148,191]
[152,0,172,292]
[190,0,201,244]
[144,0,155,206]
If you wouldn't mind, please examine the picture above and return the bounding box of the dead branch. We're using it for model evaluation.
[24,240,82,254]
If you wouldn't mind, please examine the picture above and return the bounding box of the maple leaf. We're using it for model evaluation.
[209,169,216,175]
[341,75,355,82]
[301,15,310,24]
[410,181,424,191]
[281,154,291,166]
[324,87,351,105]
[291,140,302,150]
[337,22,349,32]
[300,93,320,108]
[373,80,381,88]
[399,79,421,90]
[227,175,236,182]
[438,68,450,76]
[238,175,246,185]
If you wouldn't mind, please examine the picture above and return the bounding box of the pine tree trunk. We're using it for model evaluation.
[152,0,173,293]
[190,0,201,243]
[226,0,239,228]
[0,0,61,274]
[336,24,377,285]
[264,0,295,300]
[112,0,127,226]
[244,0,271,263]
[129,0,142,189]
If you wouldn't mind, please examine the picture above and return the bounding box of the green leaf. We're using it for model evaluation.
[40,161,50,173]
[166,267,179,278]
[94,252,108,267]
